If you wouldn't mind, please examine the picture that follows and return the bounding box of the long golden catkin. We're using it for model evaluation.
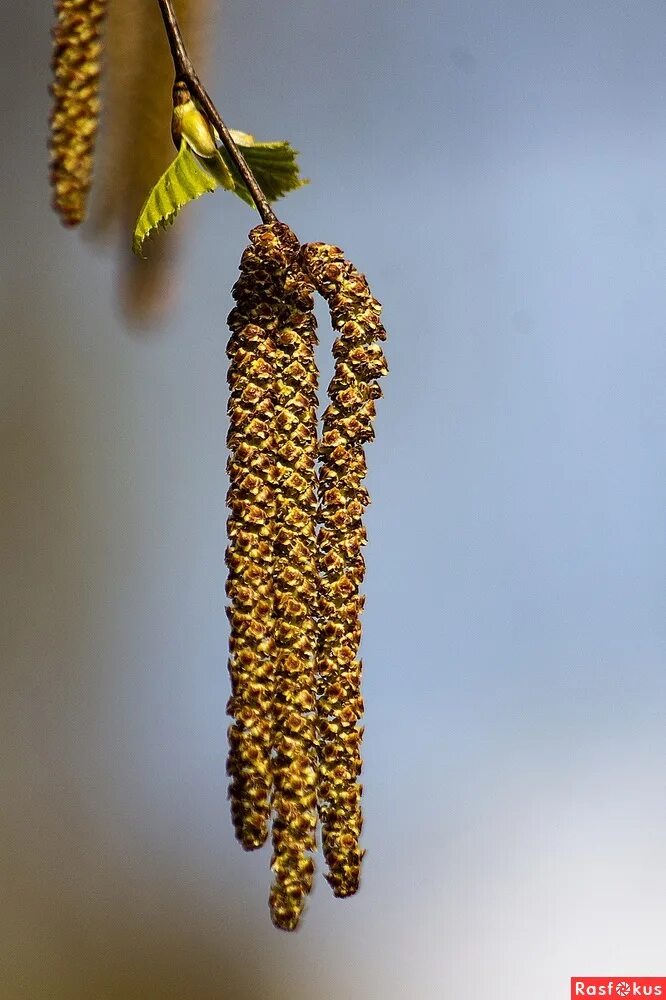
[265,227,320,932]
[301,242,388,899]
[226,224,320,931]
[225,234,281,852]
[49,0,107,227]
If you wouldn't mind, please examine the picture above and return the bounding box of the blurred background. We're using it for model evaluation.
[1,0,665,997]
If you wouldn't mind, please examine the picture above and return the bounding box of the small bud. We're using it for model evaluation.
[171,81,218,158]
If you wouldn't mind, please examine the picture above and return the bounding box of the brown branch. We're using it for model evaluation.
[156,0,278,224]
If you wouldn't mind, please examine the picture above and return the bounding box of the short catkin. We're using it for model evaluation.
[49,0,107,226]
[301,242,388,898]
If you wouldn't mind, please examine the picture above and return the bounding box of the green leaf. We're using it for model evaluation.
[225,131,309,206]
[132,142,223,256]
[132,129,308,255]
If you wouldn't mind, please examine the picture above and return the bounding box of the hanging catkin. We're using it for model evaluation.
[226,224,320,930]
[301,242,388,898]
[49,0,107,226]
[263,226,320,932]
[225,233,281,852]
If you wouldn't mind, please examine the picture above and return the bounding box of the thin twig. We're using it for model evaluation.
[157,0,277,224]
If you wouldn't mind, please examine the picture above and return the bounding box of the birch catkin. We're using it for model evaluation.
[225,235,281,852]
[301,243,388,898]
[49,0,107,226]
[225,223,321,925]
[263,227,320,932]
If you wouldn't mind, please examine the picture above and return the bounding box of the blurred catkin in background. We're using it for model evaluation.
[49,0,107,227]
[49,0,212,321]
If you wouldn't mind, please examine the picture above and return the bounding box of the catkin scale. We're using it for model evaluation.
[49,0,107,226]
[301,243,388,899]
